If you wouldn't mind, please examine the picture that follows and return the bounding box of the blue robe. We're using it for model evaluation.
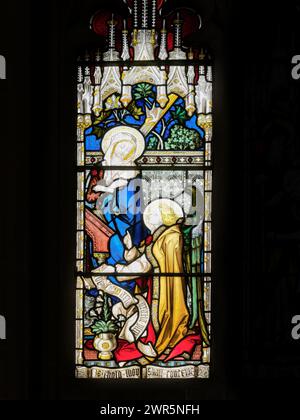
[100,176,150,294]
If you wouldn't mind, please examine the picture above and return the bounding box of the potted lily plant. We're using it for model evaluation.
[91,293,119,361]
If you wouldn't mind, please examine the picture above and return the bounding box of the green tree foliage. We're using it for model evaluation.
[165,125,202,151]
[133,83,155,101]
[127,101,144,120]
[170,106,188,126]
[147,135,159,150]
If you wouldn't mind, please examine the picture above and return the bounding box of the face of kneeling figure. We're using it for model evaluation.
[143,198,185,234]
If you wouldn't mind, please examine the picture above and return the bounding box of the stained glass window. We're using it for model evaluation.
[75,0,213,379]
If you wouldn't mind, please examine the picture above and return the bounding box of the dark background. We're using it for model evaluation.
[0,0,300,400]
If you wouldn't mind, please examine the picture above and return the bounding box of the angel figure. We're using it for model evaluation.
[114,199,201,364]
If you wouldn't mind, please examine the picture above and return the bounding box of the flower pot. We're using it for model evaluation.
[93,333,117,361]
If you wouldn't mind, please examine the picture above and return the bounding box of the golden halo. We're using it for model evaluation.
[101,126,145,161]
[143,199,184,230]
